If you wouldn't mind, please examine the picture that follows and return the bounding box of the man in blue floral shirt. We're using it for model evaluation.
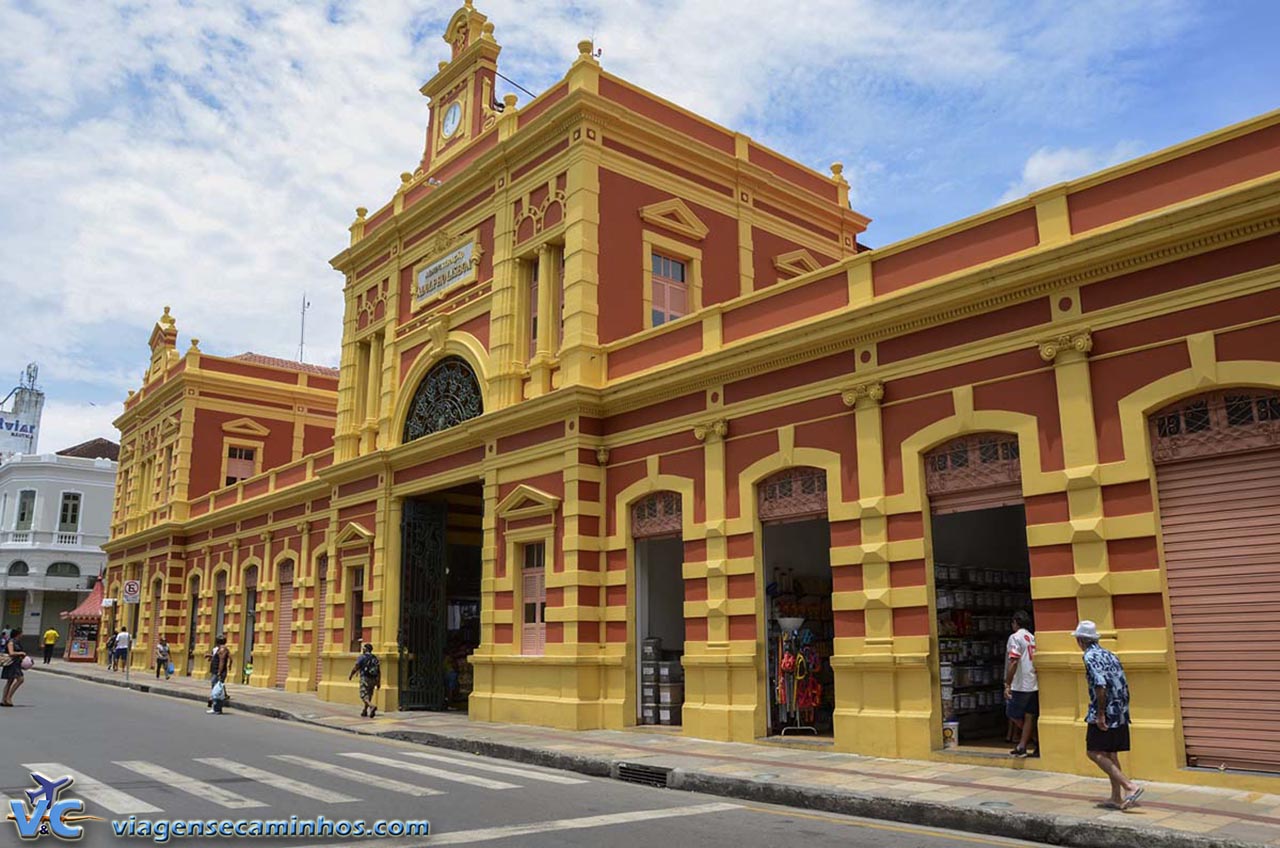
[1074,620,1143,810]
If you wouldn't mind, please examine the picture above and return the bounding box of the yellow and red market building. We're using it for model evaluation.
[103,2,1280,790]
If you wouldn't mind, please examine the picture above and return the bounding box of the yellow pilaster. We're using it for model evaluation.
[559,143,604,388]
[488,166,524,409]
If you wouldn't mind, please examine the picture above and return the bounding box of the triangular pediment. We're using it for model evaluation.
[773,249,823,280]
[221,417,271,437]
[639,199,708,241]
[334,521,375,548]
[495,484,561,519]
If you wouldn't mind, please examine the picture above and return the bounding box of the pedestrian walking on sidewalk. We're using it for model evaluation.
[207,635,231,715]
[1005,610,1039,758]
[42,626,59,664]
[155,637,171,679]
[1,627,29,707]
[348,643,381,718]
[1074,620,1143,810]
[112,628,132,671]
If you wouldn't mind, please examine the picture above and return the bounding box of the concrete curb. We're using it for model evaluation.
[38,665,1267,848]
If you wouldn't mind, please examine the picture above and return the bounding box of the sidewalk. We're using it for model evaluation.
[37,660,1280,848]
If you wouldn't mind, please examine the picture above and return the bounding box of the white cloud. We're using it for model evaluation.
[0,0,1202,411]
[998,142,1144,203]
[33,399,122,456]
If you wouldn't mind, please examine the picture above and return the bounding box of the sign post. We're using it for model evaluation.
[122,581,140,681]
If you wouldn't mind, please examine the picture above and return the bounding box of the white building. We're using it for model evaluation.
[0,439,117,651]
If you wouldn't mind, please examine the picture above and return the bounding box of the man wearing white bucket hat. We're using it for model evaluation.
[1073,620,1143,810]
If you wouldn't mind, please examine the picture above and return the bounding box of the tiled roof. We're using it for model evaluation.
[62,579,103,620]
[230,352,339,378]
[56,438,121,461]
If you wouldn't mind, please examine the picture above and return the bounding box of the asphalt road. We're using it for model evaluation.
[1,670,1048,848]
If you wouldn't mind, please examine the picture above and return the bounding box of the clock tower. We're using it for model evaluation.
[418,1,502,174]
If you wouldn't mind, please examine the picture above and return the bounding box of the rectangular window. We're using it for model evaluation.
[528,259,539,360]
[59,493,82,532]
[15,490,35,531]
[651,252,688,327]
[225,445,256,487]
[348,567,365,653]
[520,542,547,656]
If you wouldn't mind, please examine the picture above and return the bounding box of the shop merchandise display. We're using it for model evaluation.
[935,562,1032,744]
[767,569,834,734]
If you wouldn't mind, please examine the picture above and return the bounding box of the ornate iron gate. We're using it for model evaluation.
[399,498,448,710]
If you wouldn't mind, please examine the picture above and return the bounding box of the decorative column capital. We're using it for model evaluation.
[693,419,729,442]
[841,380,885,408]
[1038,329,1093,362]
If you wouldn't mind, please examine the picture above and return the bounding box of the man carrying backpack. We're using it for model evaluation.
[348,643,381,718]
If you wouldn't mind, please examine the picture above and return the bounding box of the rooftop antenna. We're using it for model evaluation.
[297,293,311,361]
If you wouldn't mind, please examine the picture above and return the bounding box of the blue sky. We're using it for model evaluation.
[1,0,1277,452]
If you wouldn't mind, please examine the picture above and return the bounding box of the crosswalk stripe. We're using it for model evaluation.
[22,763,161,814]
[340,753,520,790]
[195,758,358,804]
[114,761,266,809]
[401,751,588,785]
[270,755,444,797]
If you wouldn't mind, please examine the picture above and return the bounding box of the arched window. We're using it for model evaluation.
[47,562,80,577]
[8,560,29,576]
[402,357,483,443]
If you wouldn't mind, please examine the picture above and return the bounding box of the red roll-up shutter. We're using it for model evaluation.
[275,564,294,689]
[1154,448,1280,773]
[313,576,327,690]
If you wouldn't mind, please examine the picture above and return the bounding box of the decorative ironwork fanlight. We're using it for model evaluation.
[631,492,683,538]
[758,467,828,521]
[402,357,484,443]
[924,433,1021,495]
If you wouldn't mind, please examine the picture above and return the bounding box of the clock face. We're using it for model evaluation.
[441,101,463,138]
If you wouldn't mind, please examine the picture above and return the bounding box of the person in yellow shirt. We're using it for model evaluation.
[42,627,59,664]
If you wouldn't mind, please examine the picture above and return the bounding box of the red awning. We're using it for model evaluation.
[62,580,104,621]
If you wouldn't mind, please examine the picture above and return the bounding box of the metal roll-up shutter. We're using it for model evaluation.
[1151,389,1280,773]
[1155,447,1280,772]
[275,564,294,689]
[928,484,1024,515]
[313,575,326,690]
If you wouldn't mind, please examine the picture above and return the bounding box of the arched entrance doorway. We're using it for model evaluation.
[242,565,258,684]
[398,357,485,712]
[1150,388,1280,773]
[632,492,684,726]
[185,574,200,676]
[925,433,1033,752]
[759,467,834,736]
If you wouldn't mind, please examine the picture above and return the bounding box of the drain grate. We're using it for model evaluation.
[616,762,672,788]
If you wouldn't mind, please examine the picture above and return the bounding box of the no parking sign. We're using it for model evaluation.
[123,580,141,604]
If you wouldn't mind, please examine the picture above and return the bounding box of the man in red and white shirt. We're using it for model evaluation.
[1004,610,1038,757]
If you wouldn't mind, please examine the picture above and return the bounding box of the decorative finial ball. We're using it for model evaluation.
[438,60,448,71]
[163,305,171,315]
[503,93,518,109]
[401,172,413,184]
[190,338,201,349]
[483,22,494,34]
[578,39,593,56]
[831,162,844,177]
[356,207,368,218]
